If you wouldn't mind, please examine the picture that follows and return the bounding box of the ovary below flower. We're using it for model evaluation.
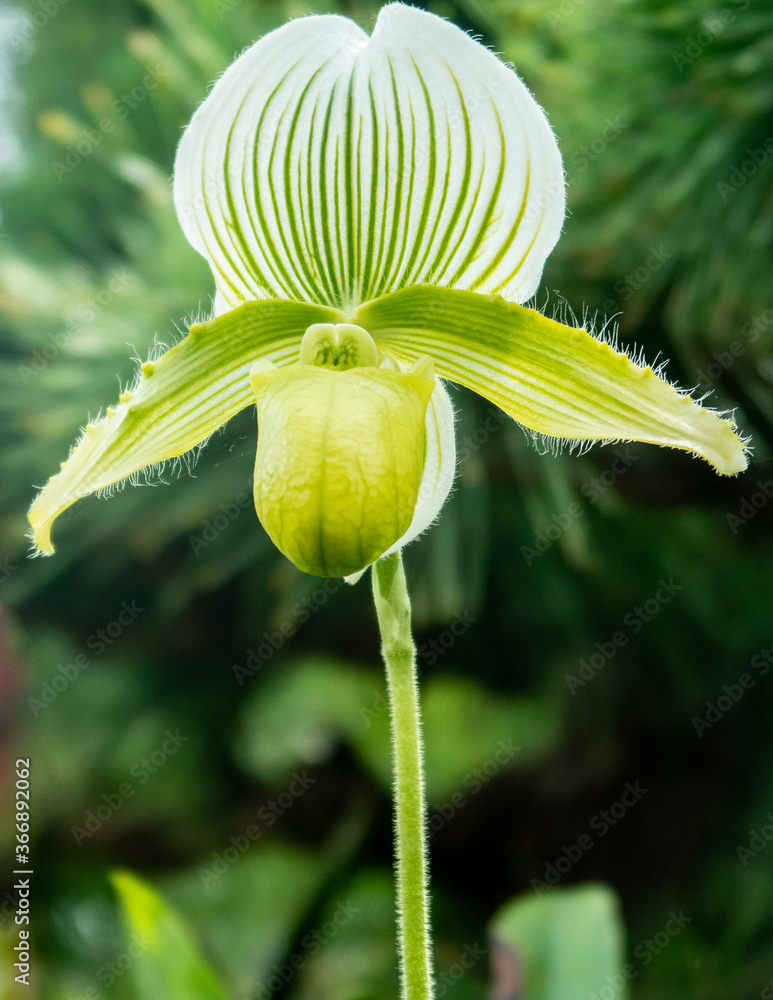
[28,3,748,574]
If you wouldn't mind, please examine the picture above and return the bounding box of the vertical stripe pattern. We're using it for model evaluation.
[174,5,565,315]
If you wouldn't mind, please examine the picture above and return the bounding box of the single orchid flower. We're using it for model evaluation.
[28,3,748,578]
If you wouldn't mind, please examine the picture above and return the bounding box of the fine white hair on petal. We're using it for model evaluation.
[518,296,751,465]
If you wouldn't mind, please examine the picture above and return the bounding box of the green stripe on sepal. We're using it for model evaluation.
[354,286,748,476]
[28,300,342,554]
[173,6,565,314]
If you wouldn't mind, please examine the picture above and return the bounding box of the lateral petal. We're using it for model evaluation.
[29,300,341,553]
[354,287,749,475]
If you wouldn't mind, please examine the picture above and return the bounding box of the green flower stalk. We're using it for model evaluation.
[373,553,432,1000]
[27,4,749,997]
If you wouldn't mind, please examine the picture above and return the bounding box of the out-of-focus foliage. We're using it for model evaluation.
[111,869,231,1000]
[490,884,628,1000]
[0,1,772,998]
[235,658,560,800]
[107,874,631,1000]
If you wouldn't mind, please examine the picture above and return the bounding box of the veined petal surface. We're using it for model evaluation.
[355,287,749,475]
[29,300,341,554]
[174,3,564,314]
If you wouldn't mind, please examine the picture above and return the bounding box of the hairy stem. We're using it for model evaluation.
[372,552,434,1000]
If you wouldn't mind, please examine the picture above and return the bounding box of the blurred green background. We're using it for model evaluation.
[1,0,773,997]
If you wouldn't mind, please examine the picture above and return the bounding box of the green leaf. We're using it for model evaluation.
[28,299,340,553]
[110,869,233,1000]
[236,659,560,803]
[164,845,328,999]
[489,883,629,1000]
[419,676,560,804]
[355,286,749,475]
[235,657,384,784]
[293,868,400,1000]
[357,674,561,803]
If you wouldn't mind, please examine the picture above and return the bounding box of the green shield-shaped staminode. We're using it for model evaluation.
[250,364,435,577]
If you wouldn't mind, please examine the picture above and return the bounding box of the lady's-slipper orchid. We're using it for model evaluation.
[28,4,748,576]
